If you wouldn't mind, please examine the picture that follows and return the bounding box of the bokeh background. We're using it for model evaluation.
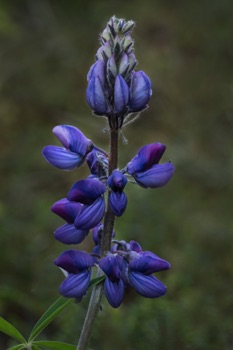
[1,0,233,349]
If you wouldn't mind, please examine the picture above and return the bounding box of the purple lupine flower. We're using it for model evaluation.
[86,76,109,115]
[51,199,89,244]
[109,240,170,300]
[51,198,82,223]
[54,250,95,299]
[99,254,125,308]
[127,249,170,298]
[107,170,128,216]
[133,162,175,188]
[114,75,129,115]
[107,170,127,191]
[128,272,167,298]
[67,178,106,205]
[42,125,93,170]
[74,197,105,230]
[127,143,175,188]
[127,143,166,175]
[128,71,152,112]
[109,191,127,217]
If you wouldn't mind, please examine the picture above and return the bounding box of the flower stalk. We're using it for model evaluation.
[77,121,118,350]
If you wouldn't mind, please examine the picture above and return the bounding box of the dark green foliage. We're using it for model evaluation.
[1,0,233,349]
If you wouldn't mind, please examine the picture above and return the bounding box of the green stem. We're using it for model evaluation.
[77,121,118,350]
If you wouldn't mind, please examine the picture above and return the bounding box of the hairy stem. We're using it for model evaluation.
[77,121,118,350]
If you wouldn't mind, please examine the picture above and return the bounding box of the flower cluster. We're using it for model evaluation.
[42,123,174,306]
[43,16,175,308]
[86,16,152,128]
[55,240,170,308]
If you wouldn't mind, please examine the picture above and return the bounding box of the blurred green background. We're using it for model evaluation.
[1,0,233,349]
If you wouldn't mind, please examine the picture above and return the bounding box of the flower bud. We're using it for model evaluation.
[107,170,127,191]
[114,75,129,114]
[86,76,108,115]
[128,71,152,112]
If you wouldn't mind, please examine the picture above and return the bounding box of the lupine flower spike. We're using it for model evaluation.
[43,16,175,350]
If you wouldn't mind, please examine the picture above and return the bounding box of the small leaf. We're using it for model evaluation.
[33,340,76,350]
[89,275,105,288]
[0,317,26,343]
[28,297,73,341]
[7,345,26,350]
[32,346,42,350]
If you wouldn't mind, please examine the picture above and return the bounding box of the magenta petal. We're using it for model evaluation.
[59,271,91,298]
[134,162,175,188]
[109,191,127,217]
[42,146,83,170]
[74,197,105,230]
[54,250,95,273]
[67,179,106,204]
[54,224,88,244]
[127,143,166,174]
[51,199,82,223]
[129,272,167,298]
[104,278,125,308]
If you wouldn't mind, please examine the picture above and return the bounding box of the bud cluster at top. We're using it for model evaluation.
[86,16,152,128]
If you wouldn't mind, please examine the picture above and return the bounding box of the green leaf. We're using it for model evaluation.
[89,275,105,288]
[28,297,73,341]
[28,275,105,342]
[32,346,42,350]
[0,316,26,343]
[7,345,26,350]
[33,341,76,350]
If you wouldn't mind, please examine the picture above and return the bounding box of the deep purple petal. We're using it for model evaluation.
[109,191,127,217]
[52,125,92,156]
[42,146,83,170]
[51,199,82,223]
[129,71,152,112]
[107,170,127,191]
[134,162,175,188]
[129,255,171,274]
[104,278,125,308]
[54,250,95,273]
[99,254,123,281]
[129,272,167,298]
[127,143,166,175]
[59,271,91,298]
[114,75,129,114]
[74,197,105,230]
[54,224,88,244]
[67,179,106,204]
[86,76,108,115]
